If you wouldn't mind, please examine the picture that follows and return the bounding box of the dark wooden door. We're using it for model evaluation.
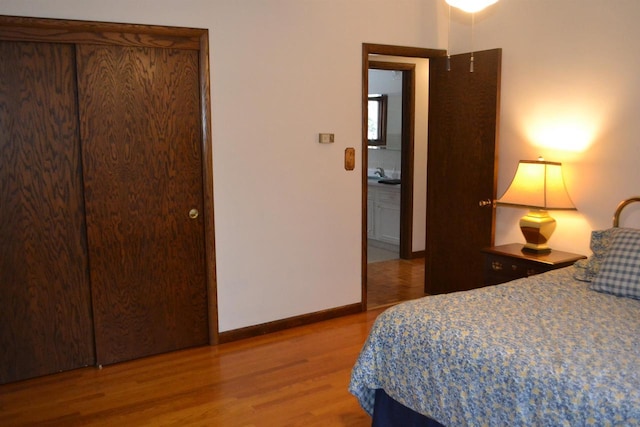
[76,45,209,365]
[425,49,501,294]
[0,41,95,383]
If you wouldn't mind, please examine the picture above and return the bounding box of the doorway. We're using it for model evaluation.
[367,64,412,263]
[362,45,501,309]
[362,44,446,310]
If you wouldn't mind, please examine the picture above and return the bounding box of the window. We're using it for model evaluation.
[368,94,387,146]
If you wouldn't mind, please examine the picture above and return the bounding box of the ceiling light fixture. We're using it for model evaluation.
[445,0,499,13]
[445,0,498,72]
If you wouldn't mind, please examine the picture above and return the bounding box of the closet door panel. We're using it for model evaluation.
[76,44,208,365]
[0,41,95,383]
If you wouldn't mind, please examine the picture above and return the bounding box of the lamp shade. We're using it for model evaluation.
[445,0,499,13]
[497,160,576,210]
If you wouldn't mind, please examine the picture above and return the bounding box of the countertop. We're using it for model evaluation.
[367,178,401,189]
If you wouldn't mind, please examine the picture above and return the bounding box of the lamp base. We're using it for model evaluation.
[519,210,556,254]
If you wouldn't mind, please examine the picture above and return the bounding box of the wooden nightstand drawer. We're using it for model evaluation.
[484,255,546,284]
[482,244,586,286]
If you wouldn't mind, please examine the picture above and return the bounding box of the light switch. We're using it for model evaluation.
[319,133,335,144]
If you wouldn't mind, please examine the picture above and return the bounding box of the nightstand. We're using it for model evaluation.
[481,243,586,286]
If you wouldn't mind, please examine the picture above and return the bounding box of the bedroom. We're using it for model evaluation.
[1,0,640,423]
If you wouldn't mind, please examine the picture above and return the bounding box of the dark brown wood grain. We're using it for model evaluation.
[76,44,209,365]
[425,49,502,294]
[482,243,586,285]
[197,33,219,345]
[0,15,201,49]
[0,41,95,384]
[0,16,215,384]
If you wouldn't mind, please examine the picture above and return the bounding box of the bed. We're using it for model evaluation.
[350,198,640,426]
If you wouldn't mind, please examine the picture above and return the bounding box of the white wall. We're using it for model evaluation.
[4,0,640,333]
[0,0,439,332]
[445,0,640,254]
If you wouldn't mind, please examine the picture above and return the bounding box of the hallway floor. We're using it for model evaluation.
[367,257,426,309]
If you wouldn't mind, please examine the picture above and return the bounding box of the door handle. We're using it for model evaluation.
[189,208,199,219]
[478,199,493,207]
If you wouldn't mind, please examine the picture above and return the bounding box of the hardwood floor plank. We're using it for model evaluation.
[367,257,426,309]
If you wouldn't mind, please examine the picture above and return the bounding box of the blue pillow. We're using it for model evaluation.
[590,228,640,299]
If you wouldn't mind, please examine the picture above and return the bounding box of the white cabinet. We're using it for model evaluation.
[368,184,400,245]
[367,194,376,239]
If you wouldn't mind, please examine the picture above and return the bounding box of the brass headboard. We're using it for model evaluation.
[613,197,640,227]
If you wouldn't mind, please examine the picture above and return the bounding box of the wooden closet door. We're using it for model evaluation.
[0,41,95,383]
[76,44,209,365]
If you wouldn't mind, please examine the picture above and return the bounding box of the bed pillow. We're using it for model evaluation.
[572,258,591,281]
[573,228,620,282]
[590,228,640,299]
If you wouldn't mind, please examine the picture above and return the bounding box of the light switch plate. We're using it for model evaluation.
[319,133,335,144]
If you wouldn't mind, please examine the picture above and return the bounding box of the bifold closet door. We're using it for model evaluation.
[76,44,209,365]
[0,41,95,384]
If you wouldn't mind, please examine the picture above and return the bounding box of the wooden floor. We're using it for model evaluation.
[0,308,386,427]
[367,257,426,309]
[0,259,424,426]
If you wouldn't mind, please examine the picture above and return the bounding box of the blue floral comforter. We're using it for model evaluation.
[349,267,640,426]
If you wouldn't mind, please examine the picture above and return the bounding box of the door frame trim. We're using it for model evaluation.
[361,43,446,310]
[198,32,218,345]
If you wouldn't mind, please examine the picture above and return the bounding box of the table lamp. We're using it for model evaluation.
[497,158,576,253]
